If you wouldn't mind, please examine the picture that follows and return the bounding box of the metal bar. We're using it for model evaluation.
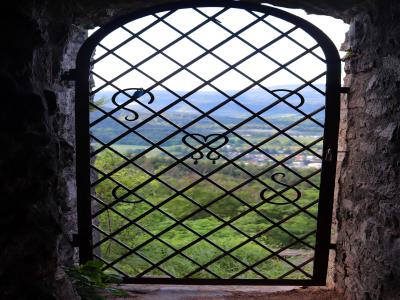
[90,7,229,97]
[89,135,316,279]
[93,129,323,219]
[120,277,322,285]
[92,209,222,278]
[340,87,350,94]
[91,131,313,255]
[194,8,326,96]
[75,0,342,284]
[87,14,332,282]
[75,42,93,264]
[231,230,316,279]
[118,22,324,184]
[182,203,318,279]
[92,225,175,278]
[95,178,319,272]
[88,54,323,216]
[90,10,177,66]
[246,10,326,63]
[90,167,269,279]
[89,16,324,158]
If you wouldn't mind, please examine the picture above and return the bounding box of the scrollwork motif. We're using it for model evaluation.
[111,185,144,204]
[271,89,305,108]
[111,88,155,121]
[260,172,301,205]
[182,133,229,164]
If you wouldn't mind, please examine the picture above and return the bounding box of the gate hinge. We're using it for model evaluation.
[72,234,80,247]
[340,86,350,94]
[61,69,77,81]
[329,243,337,250]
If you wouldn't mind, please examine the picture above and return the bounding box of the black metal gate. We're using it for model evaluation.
[75,0,341,285]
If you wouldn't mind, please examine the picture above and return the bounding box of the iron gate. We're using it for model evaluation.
[75,0,341,285]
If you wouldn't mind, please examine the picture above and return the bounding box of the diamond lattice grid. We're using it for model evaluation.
[88,6,329,281]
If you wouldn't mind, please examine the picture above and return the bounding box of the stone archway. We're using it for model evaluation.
[2,1,400,299]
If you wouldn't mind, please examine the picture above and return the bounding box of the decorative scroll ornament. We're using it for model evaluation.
[111,88,155,121]
[182,133,229,164]
[260,172,301,205]
[112,185,143,204]
[271,89,305,108]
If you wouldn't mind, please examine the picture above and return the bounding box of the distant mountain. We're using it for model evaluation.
[92,84,325,118]
[89,84,325,146]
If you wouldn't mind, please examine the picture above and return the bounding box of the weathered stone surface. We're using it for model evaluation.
[336,1,400,299]
[0,2,84,299]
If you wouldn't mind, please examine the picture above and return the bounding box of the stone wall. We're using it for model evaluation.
[0,2,83,299]
[1,0,400,299]
[335,1,400,299]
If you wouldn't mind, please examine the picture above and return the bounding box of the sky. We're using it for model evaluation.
[89,5,349,93]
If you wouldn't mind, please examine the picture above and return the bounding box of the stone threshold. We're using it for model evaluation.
[103,284,341,299]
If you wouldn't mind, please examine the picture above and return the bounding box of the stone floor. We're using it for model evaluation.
[104,285,342,300]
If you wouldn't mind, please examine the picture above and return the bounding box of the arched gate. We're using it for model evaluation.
[74,0,341,285]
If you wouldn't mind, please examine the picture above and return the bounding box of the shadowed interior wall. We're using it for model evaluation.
[336,2,400,299]
[1,1,399,299]
[0,2,84,299]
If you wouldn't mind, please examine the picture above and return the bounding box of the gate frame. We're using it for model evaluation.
[75,0,341,286]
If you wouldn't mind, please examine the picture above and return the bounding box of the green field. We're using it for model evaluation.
[92,150,319,279]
